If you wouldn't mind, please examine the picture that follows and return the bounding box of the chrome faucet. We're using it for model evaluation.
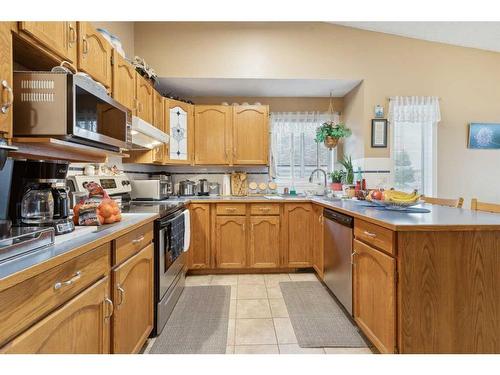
[309,168,328,195]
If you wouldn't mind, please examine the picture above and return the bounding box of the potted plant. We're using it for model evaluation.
[315,121,352,149]
[339,155,355,197]
[329,170,345,191]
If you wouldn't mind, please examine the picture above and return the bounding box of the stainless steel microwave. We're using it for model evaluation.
[13,72,131,151]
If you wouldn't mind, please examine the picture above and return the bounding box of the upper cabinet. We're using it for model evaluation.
[165,99,194,164]
[232,105,269,165]
[77,22,112,88]
[135,73,153,124]
[112,50,136,111]
[18,22,78,64]
[153,90,164,131]
[194,105,232,165]
[0,23,13,138]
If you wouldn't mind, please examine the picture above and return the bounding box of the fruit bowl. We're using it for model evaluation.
[370,199,421,209]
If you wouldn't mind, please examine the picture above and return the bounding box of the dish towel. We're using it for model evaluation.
[182,209,190,252]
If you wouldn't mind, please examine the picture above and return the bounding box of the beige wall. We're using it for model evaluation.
[133,22,500,202]
[93,22,135,58]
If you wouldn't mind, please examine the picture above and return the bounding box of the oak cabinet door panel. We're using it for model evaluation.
[78,22,112,88]
[188,204,211,269]
[194,105,232,165]
[248,216,280,268]
[232,105,269,165]
[215,216,246,268]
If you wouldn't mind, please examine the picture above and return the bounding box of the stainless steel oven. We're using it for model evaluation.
[153,206,189,336]
[13,72,131,152]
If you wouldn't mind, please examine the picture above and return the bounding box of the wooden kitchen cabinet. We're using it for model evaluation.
[353,239,396,354]
[248,216,280,268]
[112,49,136,111]
[153,90,164,131]
[1,277,112,354]
[194,105,232,165]
[18,21,78,64]
[164,99,194,164]
[282,203,313,268]
[214,216,247,268]
[232,105,269,165]
[135,73,154,124]
[0,22,13,137]
[77,22,112,88]
[312,204,324,278]
[188,204,212,269]
[112,243,154,354]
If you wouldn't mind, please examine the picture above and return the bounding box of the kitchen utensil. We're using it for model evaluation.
[197,179,210,196]
[231,172,248,196]
[178,180,196,196]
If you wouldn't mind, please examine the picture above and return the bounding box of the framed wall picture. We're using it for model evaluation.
[468,123,500,149]
[371,119,388,148]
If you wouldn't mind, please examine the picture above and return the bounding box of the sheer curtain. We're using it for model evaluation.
[270,111,339,190]
[389,96,441,196]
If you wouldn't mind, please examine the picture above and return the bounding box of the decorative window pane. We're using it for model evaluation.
[169,106,188,160]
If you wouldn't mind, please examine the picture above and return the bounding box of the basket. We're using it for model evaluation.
[324,136,339,149]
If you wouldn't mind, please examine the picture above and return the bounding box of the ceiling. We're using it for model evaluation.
[333,22,500,53]
[157,78,362,98]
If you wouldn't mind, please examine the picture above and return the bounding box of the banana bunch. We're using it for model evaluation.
[383,189,420,204]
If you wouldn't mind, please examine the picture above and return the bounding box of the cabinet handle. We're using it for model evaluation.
[1,80,14,114]
[351,251,357,265]
[259,207,271,211]
[117,285,125,306]
[104,297,114,320]
[319,214,323,224]
[363,230,377,238]
[82,37,89,54]
[68,23,76,46]
[225,208,236,212]
[54,271,81,290]
[132,234,145,244]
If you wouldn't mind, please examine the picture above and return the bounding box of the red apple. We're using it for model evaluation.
[371,190,383,200]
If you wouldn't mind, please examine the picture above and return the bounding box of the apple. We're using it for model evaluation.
[371,190,383,200]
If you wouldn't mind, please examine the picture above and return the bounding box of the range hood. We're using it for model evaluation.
[130,116,169,150]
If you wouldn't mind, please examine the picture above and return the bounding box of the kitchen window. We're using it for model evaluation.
[270,112,338,190]
[389,96,441,196]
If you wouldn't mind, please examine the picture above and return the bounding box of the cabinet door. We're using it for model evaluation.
[194,105,232,165]
[165,99,194,164]
[1,277,112,354]
[312,204,324,278]
[353,239,396,354]
[78,22,112,88]
[283,203,313,268]
[249,216,280,268]
[19,21,77,63]
[188,204,211,269]
[135,74,153,124]
[0,23,13,137]
[112,244,154,354]
[112,50,136,110]
[153,90,164,131]
[215,216,246,269]
[233,105,269,165]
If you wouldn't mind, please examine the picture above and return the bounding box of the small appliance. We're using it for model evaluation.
[9,160,74,235]
[208,182,220,196]
[66,174,131,207]
[178,180,196,196]
[130,179,171,201]
[150,173,174,196]
[197,179,209,196]
[0,225,55,265]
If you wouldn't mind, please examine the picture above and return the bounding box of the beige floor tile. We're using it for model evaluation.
[185,275,213,286]
[226,346,235,354]
[279,344,325,354]
[227,319,236,346]
[266,285,284,299]
[273,318,297,344]
[229,299,237,318]
[264,273,291,287]
[230,285,237,300]
[237,284,268,299]
[211,274,238,286]
[324,347,374,354]
[238,274,265,285]
[235,318,277,345]
[234,345,279,354]
[236,299,272,319]
[288,273,318,282]
[269,298,289,318]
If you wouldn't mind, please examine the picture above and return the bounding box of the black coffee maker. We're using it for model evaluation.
[9,160,74,235]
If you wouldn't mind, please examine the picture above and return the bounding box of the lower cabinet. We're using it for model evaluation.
[215,216,247,268]
[188,204,212,269]
[353,239,397,354]
[111,243,154,354]
[312,204,324,278]
[283,203,313,268]
[1,277,112,354]
[248,216,280,268]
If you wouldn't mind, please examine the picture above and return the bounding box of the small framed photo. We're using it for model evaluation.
[371,119,388,148]
[374,105,384,118]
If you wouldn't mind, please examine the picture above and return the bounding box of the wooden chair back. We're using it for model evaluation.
[470,199,500,213]
[421,196,464,208]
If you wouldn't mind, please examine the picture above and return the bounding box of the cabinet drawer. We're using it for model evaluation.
[250,204,280,215]
[0,243,110,346]
[354,219,395,256]
[113,222,153,266]
[216,204,246,216]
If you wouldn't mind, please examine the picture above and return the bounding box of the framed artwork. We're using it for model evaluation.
[468,123,500,149]
[371,119,388,148]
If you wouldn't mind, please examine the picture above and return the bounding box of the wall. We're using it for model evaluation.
[134,22,500,202]
[92,22,135,58]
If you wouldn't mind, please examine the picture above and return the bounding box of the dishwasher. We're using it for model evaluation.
[323,208,354,315]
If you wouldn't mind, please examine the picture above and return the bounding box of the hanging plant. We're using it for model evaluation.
[315,121,352,149]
